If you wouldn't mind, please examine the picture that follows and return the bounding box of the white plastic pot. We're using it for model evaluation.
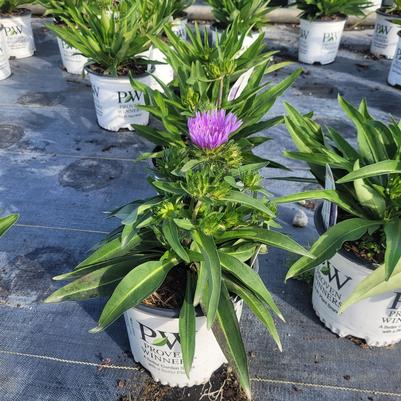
[312,206,401,347]
[367,0,382,12]
[298,18,346,65]
[149,47,174,92]
[86,67,150,132]
[124,300,243,387]
[0,26,11,80]
[171,17,188,40]
[0,10,35,59]
[370,10,400,59]
[57,38,88,75]
[388,33,401,87]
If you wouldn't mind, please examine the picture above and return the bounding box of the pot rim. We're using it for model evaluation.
[0,8,32,19]
[376,8,401,19]
[314,203,376,271]
[85,63,154,80]
[299,16,347,24]
[135,258,260,319]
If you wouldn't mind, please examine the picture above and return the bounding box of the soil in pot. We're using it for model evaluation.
[87,61,147,77]
[120,365,249,401]
[0,8,35,59]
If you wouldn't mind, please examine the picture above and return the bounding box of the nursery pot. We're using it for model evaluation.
[149,46,174,92]
[171,16,188,40]
[86,67,151,132]
[298,17,346,65]
[57,38,88,75]
[0,9,35,59]
[0,26,11,80]
[312,205,401,347]
[388,32,401,87]
[124,260,257,387]
[370,9,400,59]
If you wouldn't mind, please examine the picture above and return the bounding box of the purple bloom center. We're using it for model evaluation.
[187,110,242,150]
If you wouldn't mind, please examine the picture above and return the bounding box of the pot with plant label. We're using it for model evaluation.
[276,96,401,347]
[47,0,171,131]
[296,0,371,64]
[0,1,35,59]
[388,25,401,86]
[0,25,11,80]
[170,0,193,40]
[57,38,88,75]
[371,6,401,58]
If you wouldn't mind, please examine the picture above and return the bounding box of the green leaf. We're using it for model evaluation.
[224,276,282,351]
[91,255,178,332]
[337,160,401,183]
[274,190,366,218]
[162,220,190,263]
[179,272,196,378]
[384,218,401,280]
[286,219,382,280]
[0,214,19,237]
[173,218,195,230]
[193,261,207,307]
[207,282,251,400]
[220,191,274,217]
[192,231,221,328]
[219,252,284,321]
[217,228,312,258]
[152,337,168,346]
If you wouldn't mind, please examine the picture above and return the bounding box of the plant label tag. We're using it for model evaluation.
[322,164,337,230]
[228,67,255,101]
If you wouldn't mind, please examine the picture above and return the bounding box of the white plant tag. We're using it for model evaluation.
[322,164,338,230]
[228,67,255,101]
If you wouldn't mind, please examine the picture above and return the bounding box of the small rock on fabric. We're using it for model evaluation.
[292,210,308,228]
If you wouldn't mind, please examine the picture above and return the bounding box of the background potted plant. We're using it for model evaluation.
[49,0,172,131]
[0,0,35,58]
[388,19,401,86]
[170,0,193,39]
[371,0,401,58]
[45,107,310,397]
[296,0,372,65]
[205,0,272,50]
[38,0,89,75]
[0,24,11,80]
[275,96,401,346]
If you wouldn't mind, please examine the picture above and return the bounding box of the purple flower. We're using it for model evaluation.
[188,110,242,150]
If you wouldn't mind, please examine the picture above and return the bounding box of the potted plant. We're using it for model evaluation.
[49,0,172,131]
[296,0,372,64]
[0,0,35,58]
[38,0,89,75]
[45,102,311,396]
[170,0,193,39]
[388,20,401,86]
[205,0,272,50]
[275,96,401,346]
[0,24,11,80]
[371,0,401,58]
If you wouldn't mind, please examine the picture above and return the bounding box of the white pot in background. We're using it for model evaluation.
[367,0,382,12]
[171,17,188,40]
[86,67,150,132]
[0,10,35,58]
[312,207,401,347]
[388,32,401,87]
[0,26,11,80]
[370,10,400,59]
[124,300,243,386]
[57,38,88,75]
[149,47,174,92]
[298,18,346,65]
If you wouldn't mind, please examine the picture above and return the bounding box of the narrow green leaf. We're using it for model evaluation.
[220,191,274,217]
[162,220,190,263]
[0,214,19,237]
[337,160,401,183]
[384,218,401,280]
[179,272,196,378]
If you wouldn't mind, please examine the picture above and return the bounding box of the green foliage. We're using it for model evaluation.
[296,0,372,19]
[390,0,401,13]
[205,0,272,30]
[43,0,173,75]
[0,0,28,14]
[171,0,193,18]
[275,96,401,310]
[0,213,19,237]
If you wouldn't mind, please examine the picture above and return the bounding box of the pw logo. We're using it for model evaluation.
[376,24,392,35]
[389,292,401,310]
[300,29,309,40]
[139,323,181,350]
[323,32,340,43]
[117,90,142,104]
[326,263,352,291]
[4,25,23,37]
